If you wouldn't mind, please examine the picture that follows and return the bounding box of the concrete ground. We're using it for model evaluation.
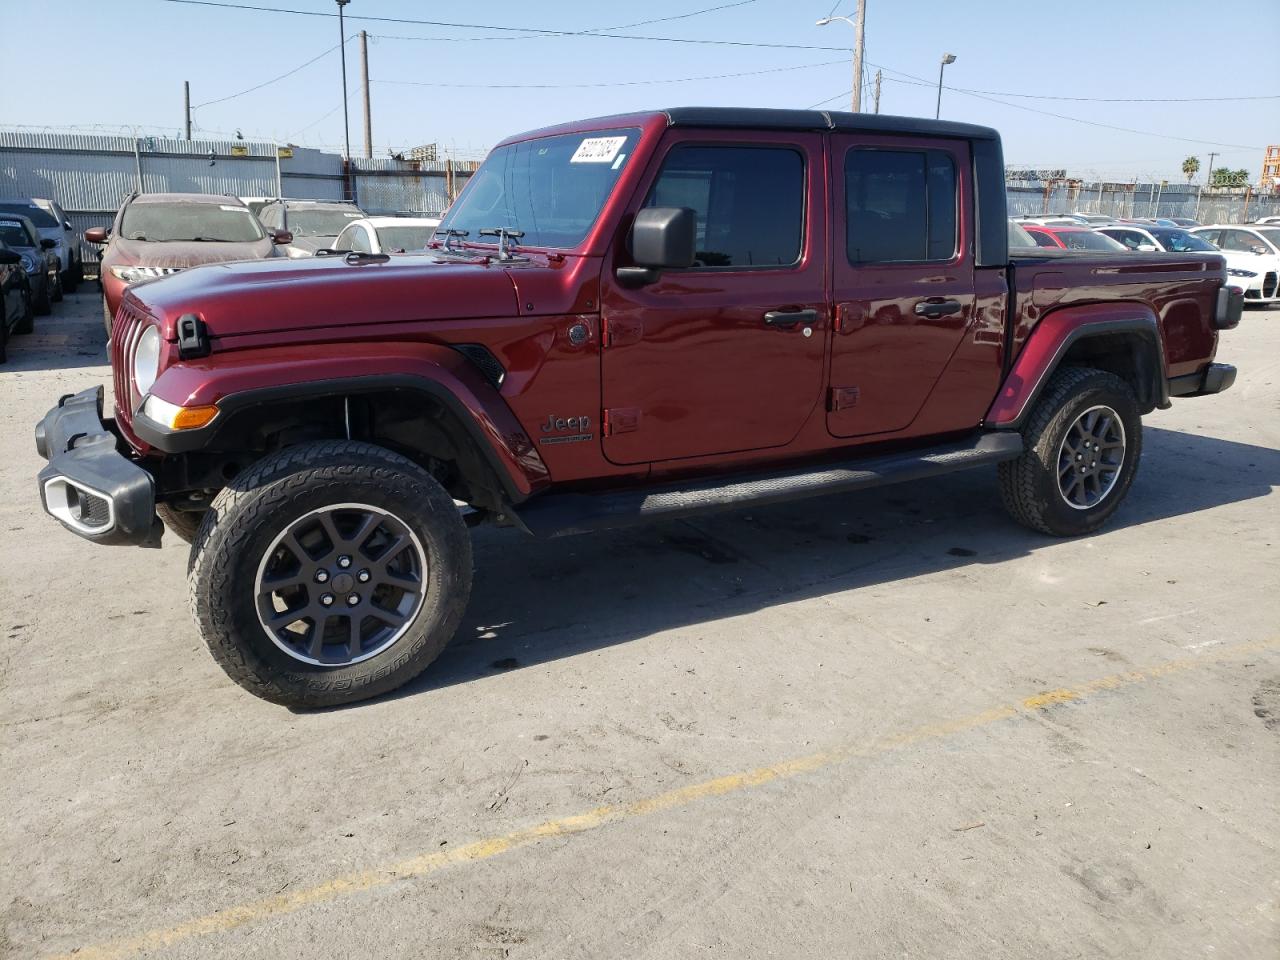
[2,289,1277,960]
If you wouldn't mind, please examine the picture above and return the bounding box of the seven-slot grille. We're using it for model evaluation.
[110,300,149,423]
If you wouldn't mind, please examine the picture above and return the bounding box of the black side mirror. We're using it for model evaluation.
[40,238,57,250]
[64,221,73,230]
[618,206,697,287]
[0,248,19,265]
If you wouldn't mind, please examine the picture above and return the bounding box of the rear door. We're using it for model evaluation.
[599,131,828,465]
[827,135,975,438]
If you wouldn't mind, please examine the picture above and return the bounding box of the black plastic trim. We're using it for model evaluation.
[1168,362,1237,397]
[33,386,161,547]
[972,137,1008,267]
[998,316,1167,429]
[1214,285,1244,330]
[659,107,999,142]
[517,431,1023,538]
[133,374,533,505]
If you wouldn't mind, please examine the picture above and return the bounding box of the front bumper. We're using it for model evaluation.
[1168,363,1238,399]
[34,387,162,546]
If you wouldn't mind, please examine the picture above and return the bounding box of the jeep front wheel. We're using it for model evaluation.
[998,366,1142,537]
[189,440,472,707]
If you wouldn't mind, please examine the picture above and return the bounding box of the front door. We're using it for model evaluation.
[599,132,828,465]
[827,135,975,438]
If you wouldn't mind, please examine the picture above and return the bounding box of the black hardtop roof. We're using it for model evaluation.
[662,106,999,141]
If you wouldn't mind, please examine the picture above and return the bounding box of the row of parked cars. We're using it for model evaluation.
[1010,212,1280,304]
[0,199,86,361]
[86,194,441,334]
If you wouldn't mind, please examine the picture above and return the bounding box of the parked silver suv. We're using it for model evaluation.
[0,198,82,292]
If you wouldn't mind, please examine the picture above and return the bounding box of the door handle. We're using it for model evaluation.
[913,298,963,319]
[763,308,818,328]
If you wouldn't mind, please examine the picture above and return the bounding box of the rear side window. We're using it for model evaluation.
[646,145,804,268]
[845,148,957,263]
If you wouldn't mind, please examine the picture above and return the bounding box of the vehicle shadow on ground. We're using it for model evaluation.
[370,424,1279,706]
[1,291,108,373]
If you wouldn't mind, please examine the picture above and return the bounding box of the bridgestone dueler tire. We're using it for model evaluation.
[998,366,1142,537]
[188,440,472,708]
[156,504,203,544]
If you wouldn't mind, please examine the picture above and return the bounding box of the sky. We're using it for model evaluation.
[5,0,1276,182]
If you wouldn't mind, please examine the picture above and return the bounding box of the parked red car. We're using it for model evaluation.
[86,193,291,334]
[1022,225,1128,253]
[36,108,1241,707]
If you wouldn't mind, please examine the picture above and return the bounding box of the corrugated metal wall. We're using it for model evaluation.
[0,132,476,265]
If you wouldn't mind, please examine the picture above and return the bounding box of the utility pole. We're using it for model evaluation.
[183,81,191,140]
[936,53,956,119]
[850,0,865,113]
[873,69,881,114]
[1206,151,1218,187]
[360,30,372,159]
[336,0,351,161]
[816,4,867,113]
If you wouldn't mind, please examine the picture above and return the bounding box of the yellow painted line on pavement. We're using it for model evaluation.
[47,635,1279,960]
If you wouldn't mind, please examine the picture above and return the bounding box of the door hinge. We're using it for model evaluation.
[830,386,860,411]
[601,316,643,348]
[603,407,641,436]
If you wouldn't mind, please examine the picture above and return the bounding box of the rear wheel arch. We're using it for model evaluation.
[994,313,1166,428]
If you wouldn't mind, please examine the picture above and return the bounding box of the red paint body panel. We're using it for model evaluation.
[98,111,1229,510]
[150,341,550,498]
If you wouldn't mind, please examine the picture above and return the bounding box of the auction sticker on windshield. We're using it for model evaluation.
[570,136,628,164]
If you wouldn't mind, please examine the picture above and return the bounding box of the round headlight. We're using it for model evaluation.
[133,326,162,397]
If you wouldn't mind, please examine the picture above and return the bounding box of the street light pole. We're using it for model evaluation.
[336,0,351,161]
[816,1,867,113]
[935,53,956,119]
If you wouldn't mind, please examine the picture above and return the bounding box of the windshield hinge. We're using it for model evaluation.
[176,314,211,359]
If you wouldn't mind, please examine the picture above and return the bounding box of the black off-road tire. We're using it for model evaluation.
[14,289,34,335]
[189,440,472,708]
[156,504,204,544]
[998,366,1142,537]
[52,272,64,303]
[0,317,7,364]
[64,265,80,294]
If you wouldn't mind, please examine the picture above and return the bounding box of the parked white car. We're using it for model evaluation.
[333,216,441,254]
[1189,225,1280,304]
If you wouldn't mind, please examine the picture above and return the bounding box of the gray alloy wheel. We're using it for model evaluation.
[1056,404,1126,510]
[253,502,428,667]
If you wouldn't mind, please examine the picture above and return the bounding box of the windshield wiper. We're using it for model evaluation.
[478,227,526,261]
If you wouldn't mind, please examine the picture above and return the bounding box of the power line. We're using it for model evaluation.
[159,0,852,50]
[192,38,350,108]
[373,59,847,90]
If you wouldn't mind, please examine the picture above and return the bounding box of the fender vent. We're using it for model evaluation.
[453,344,506,390]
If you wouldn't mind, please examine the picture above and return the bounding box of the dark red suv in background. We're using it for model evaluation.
[86,193,290,334]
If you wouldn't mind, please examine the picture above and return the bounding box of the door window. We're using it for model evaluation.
[845,148,957,263]
[645,145,804,268]
[1026,229,1059,248]
[1221,230,1268,254]
[349,226,373,253]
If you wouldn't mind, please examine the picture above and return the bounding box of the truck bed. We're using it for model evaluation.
[1007,249,1225,375]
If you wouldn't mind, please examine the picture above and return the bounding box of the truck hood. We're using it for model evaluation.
[128,253,522,340]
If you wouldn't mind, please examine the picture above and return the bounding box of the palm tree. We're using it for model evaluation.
[1182,156,1200,183]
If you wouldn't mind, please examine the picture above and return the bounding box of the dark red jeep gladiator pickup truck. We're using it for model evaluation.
[35,108,1241,707]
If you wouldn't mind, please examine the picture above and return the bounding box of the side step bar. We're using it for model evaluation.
[516,431,1024,538]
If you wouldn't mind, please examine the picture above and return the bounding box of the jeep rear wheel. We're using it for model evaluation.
[998,366,1142,537]
[189,440,472,707]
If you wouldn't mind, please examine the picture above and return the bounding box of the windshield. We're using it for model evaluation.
[286,207,364,238]
[438,128,641,249]
[1254,228,1280,250]
[0,202,57,228]
[121,203,265,242]
[375,225,436,252]
[0,219,36,248]
[1149,228,1217,252]
[1057,230,1126,252]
